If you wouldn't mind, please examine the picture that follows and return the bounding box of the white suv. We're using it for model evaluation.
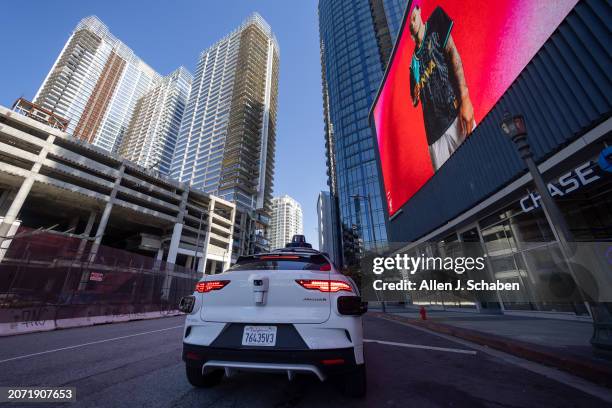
[179,240,367,397]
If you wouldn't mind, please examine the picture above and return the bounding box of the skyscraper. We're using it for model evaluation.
[170,13,279,258]
[34,16,161,153]
[269,195,303,250]
[318,0,407,264]
[119,67,193,175]
[317,191,342,266]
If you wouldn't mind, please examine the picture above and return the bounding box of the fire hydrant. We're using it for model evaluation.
[419,306,427,321]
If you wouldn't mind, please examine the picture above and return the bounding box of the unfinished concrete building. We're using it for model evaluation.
[0,103,235,274]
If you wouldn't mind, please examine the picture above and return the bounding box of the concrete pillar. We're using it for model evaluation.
[77,211,98,290]
[161,189,188,300]
[161,223,183,300]
[0,134,55,247]
[76,211,96,258]
[80,165,124,290]
[88,165,125,262]
[166,223,183,265]
[152,246,164,272]
[198,199,215,275]
[210,260,217,275]
[198,253,206,274]
[92,203,112,247]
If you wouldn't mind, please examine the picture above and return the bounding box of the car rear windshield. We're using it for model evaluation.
[228,254,330,271]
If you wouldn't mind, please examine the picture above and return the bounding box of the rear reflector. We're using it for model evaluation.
[296,279,352,293]
[196,280,230,293]
[321,359,345,365]
[185,352,201,360]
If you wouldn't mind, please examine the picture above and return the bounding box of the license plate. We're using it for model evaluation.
[242,325,277,347]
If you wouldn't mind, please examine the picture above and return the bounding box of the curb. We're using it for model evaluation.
[0,310,183,337]
[371,312,612,388]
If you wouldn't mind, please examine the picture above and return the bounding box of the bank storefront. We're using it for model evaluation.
[397,124,611,317]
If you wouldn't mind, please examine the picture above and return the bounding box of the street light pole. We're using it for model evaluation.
[501,113,610,353]
[500,114,573,250]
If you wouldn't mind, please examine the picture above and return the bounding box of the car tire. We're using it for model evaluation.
[343,364,367,398]
[186,366,223,388]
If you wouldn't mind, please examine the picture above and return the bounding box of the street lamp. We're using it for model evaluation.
[501,112,610,352]
[500,113,574,249]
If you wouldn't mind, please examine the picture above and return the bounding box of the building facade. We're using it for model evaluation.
[317,191,343,266]
[170,13,279,259]
[381,0,611,318]
[318,0,407,265]
[269,195,303,250]
[0,104,235,274]
[119,67,193,175]
[34,16,162,153]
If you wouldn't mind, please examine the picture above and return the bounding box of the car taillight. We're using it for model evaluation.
[296,279,352,293]
[319,263,331,271]
[195,280,230,293]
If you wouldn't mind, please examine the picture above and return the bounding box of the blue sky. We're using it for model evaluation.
[0,0,326,247]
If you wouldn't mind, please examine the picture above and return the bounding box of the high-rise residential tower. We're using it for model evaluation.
[318,0,407,265]
[119,67,193,175]
[170,13,279,258]
[269,195,303,250]
[34,16,161,152]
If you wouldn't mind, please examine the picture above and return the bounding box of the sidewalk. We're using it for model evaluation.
[369,305,612,388]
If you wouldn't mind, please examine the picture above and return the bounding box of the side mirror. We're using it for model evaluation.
[178,295,195,314]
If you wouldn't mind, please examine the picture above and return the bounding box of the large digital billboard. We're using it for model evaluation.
[371,0,578,217]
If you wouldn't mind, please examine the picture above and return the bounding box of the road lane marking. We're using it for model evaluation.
[364,338,477,355]
[0,325,183,364]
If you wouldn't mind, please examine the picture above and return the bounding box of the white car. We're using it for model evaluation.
[179,238,367,397]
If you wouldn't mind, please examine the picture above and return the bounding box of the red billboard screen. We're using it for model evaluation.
[372,0,578,216]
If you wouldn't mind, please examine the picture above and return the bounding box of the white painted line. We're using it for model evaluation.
[364,338,477,355]
[0,325,183,364]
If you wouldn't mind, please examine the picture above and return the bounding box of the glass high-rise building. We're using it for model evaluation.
[269,195,303,250]
[318,0,406,264]
[34,16,161,153]
[317,191,342,266]
[170,13,279,258]
[119,67,193,175]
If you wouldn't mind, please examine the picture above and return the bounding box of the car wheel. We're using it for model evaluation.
[186,365,223,388]
[343,364,367,398]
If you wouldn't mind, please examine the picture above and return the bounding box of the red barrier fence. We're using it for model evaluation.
[0,227,199,329]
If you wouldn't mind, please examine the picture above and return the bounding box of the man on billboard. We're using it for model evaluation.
[409,4,475,171]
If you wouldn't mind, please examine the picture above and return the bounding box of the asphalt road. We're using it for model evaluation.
[0,314,611,407]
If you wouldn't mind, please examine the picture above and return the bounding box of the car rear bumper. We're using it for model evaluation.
[183,343,358,380]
